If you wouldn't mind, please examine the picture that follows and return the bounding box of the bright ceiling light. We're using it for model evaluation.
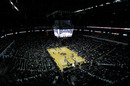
[106,2,111,5]
[114,0,121,2]
[10,1,13,5]
[9,0,19,11]
[74,9,84,13]
[87,7,92,9]
[99,4,104,6]
[14,5,19,11]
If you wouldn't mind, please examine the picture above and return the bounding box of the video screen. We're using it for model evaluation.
[54,29,73,38]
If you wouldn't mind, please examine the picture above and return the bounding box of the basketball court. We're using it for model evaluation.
[47,47,86,70]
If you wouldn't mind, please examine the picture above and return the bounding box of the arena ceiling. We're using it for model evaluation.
[0,0,129,28]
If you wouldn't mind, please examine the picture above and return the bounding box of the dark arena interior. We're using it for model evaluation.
[0,0,130,86]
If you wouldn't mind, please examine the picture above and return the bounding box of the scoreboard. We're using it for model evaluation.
[54,29,73,38]
[53,20,74,38]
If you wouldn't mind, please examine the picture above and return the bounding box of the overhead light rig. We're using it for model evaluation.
[9,0,19,11]
[74,0,128,13]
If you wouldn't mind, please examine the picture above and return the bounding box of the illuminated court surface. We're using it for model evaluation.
[47,47,86,70]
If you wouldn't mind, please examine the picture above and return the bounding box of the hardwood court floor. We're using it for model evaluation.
[47,47,86,70]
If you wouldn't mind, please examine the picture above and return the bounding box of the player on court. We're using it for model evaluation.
[64,56,67,63]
